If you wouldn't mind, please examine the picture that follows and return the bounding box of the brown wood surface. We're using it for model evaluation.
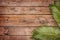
[0,36,32,40]
[0,0,57,40]
[0,0,53,6]
[0,27,36,35]
[0,15,56,26]
[0,27,6,35]
[0,7,50,15]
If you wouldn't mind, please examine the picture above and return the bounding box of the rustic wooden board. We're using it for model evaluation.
[0,27,8,35]
[0,0,57,40]
[0,27,36,35]
[8,27,36,35]
[0,7,50,15]
[0,36,32,40]
[0,26,57,36]
[0,27,5,35]
[0,0,54,6]
[0,15,57,26]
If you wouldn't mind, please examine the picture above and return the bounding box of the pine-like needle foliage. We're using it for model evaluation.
[32,27,60,40]
[49,0,60,27]
[32,0,60,40]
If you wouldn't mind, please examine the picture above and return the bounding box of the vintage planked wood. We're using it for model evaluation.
[0,0,54,6]
[8,27,36,35]
[0,15,57,26]
[0,27,6,35]
[0,36,32,40]
[0,7,50,15]
[0,27,36,35]
[0,0,57,40]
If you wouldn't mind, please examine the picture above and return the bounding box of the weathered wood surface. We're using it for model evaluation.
[0,0,54,6]
[0,36,32,40]
[0,15,57,26]
[0,7,50,15]
[0,27,6,35]
[0,0,57,40]
[8,27,35,35]
[0,27,36,35]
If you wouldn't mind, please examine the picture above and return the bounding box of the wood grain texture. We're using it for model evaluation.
[0,15,57,26]
[0,27,8,35]
[0,7,50,15]
[0,27,5,35]
[0,0,57,40]
[8,27,36,35]
[0,27,36,35]
[0,36,32,40]
[0,0,54,6]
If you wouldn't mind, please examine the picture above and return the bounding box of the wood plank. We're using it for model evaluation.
[0,27,5,35]
[0,7,50,15]
[0,36,4,40]
[0,26,57,36]
[0,27,36,35]
[0,36,32,40]
[8,27,36,35]
[0,0,54,6]
[0,15,57,26]
[0,27,8,35]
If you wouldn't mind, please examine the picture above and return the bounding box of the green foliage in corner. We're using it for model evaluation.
[32,27,60,40]
[32,0,60,40]
[49,0,60,27]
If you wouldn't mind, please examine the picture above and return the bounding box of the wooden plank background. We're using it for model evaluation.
[0,7,50,15]
[0,0,54,6]
[0,0,57,40]
[0,15,56,26]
